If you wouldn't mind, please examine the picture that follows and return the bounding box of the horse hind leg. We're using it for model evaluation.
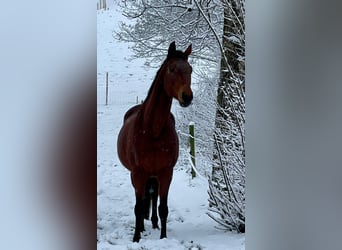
[144,177,159,229]
[150,178,159,229]
[143,192,151,220]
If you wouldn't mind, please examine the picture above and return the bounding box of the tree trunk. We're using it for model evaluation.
[210,0,245,232]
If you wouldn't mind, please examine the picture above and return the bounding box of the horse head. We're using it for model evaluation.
[163,41,193,107]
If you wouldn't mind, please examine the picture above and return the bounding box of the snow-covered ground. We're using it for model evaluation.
[97,2,245,249]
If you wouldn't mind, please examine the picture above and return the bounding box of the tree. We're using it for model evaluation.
[116,0,245,233]
[116,0,221,65]
[208,0,245,232]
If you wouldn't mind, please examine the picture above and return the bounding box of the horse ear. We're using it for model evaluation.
[184,44,192,56]
[168,41,176,56]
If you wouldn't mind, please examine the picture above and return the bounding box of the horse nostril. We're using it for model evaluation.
[181,92,193,106]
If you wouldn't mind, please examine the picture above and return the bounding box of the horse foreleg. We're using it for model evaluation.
[131,172,147,242]
[133,197,143,242]
[158,171,173,239]
[158,197,168,238]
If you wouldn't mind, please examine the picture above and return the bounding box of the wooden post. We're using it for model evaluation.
[189,122,196,178]
[105,72,109,105]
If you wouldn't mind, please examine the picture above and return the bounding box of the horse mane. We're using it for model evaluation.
[144,49,188,103]
[144,61,167,103]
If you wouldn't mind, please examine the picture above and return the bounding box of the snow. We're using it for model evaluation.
[97,2,245,249]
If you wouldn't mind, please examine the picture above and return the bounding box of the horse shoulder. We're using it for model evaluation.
[124,105,141,122]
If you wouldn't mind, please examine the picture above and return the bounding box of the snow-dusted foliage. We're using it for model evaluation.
[116,0,222,66]
[116,0,245,233]
[208,0,245,232]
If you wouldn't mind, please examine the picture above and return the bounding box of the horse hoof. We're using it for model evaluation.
[133,235,140,242]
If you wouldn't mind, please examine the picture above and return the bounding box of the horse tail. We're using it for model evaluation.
[144,177,159,220]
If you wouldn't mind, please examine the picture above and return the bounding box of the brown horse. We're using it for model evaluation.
[117,41,193,242]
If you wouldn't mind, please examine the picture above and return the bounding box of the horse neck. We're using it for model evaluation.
[141,66,172,138]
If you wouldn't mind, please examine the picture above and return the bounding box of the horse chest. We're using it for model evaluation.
[133,129,179,172]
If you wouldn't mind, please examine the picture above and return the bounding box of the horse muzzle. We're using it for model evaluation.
[179,92,193,107]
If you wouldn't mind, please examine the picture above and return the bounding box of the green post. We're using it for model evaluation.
[105,72,108,105]
[189,122,196,178]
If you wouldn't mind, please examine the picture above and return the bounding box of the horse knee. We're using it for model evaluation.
[134,200,143,216]
[158,203,168,221]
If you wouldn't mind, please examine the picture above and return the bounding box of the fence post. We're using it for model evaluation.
[189,122,196,178]
[105,72,109,106]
